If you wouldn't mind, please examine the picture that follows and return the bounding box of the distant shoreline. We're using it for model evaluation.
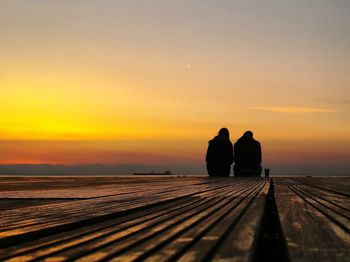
[0,174,349,177]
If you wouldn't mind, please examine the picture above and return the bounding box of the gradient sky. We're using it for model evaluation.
[1,1,349,174]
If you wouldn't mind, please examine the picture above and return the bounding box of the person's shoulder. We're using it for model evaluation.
[234,138,242,145]
[208,137,216,144]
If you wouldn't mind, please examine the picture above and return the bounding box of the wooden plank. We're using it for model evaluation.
[0,179,262,261]
[0,186,224,256]
[0,181,240,260]
[0,177,221,198]
[1,189,227,261]
[292,177,350,197]
[2,176,348,261]
[291,178,350,211]
[0,199,74,211]
[138,180,267,262]
[35,181,258,261]
[0,178,258,261]
[275,178,350,261]
[0,178,235,236]
[100,180,264,262]
[211,180,269,262]
[292,185,350,220]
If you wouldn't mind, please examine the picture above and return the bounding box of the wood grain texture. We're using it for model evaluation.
[275,177,350,262]
[0,177,266,261]
[0,176,349,261]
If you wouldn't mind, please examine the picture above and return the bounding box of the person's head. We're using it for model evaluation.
[218,128,230,139]
[243,131,253,139]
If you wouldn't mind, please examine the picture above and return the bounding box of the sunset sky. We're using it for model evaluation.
[1,1,349,174]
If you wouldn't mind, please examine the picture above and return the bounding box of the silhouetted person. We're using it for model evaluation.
[233,131,262,176]
[206,128,233,177]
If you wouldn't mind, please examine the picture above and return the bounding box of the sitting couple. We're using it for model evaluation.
[206,128,262,177]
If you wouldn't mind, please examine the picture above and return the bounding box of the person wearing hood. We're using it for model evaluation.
[233,131,262,176]
[206,128,234,177]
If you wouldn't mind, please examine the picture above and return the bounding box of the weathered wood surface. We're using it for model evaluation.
[0,177,268,261]
[0,176,349,261]
[275,177,350,262]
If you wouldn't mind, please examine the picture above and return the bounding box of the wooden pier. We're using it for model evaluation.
[0,176,349,261]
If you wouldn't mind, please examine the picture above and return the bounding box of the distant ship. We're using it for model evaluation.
[133,170,173,176]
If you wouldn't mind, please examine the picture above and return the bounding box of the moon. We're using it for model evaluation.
[187,64,191,70]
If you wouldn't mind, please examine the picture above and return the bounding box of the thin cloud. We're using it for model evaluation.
[248,106,336,113]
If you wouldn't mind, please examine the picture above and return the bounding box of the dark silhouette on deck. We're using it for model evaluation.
[233,131,262,176]
[206,128,233,177]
